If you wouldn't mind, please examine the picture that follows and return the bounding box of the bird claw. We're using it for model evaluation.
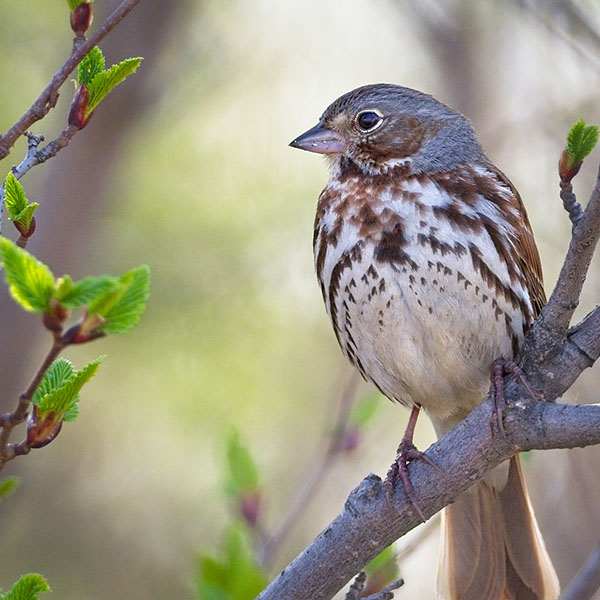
[489,359,538,437]
[384,439,444,523]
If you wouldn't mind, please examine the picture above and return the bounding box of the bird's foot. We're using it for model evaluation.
[384,437,445,523]
[489,358,538,437]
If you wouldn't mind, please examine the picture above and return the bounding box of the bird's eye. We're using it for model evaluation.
[356,110,382,132]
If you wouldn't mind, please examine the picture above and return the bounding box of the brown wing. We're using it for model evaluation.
[494,169,546,320]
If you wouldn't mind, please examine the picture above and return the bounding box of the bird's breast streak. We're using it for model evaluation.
[315,178,528,415]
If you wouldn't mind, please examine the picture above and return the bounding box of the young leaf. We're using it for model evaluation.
[196,525,267,600]
[66,0,81,11]
[78,46,104,87]
[4,173,38,231]
[0,238,55,312]
[349,392,382,427]
[224,431,259,499]
[32,357,104,421]
[365,545,400,580]
[54,274,119,308]
[0,476,20,502]
[0,574,50,600]
[86,57,142,117]
[89,265,150,334]
[566,119,599,167]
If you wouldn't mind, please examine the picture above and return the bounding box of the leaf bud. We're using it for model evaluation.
[68,84,92,129]
[70,2,93,35]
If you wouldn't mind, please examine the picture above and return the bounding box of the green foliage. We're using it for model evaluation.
[0,476,20,502]
[566,119,599,167]
[89,265,150,334]
[77,46,104,86]
[32,357,103,422]
[0,574,50,600]
[4,173,38,231]
[54,275,119,309]
[196,525,267,600]
[0,238,149,336]
[65,0,81,11]
[365,545,400,581]
[0,238,54,312]
[78,47,142,118]
[224,431,259,499]
[349,392,382,427]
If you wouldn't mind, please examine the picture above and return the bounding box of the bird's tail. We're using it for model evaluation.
[436,455,559,600]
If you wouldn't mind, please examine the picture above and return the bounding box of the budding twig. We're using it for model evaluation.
[0,329,66,475]
[0,0,142,161]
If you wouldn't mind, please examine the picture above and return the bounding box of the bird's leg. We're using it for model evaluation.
[489,358,538,437]
[384,405,444,523]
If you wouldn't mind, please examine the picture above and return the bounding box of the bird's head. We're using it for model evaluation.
[290,83,484,176]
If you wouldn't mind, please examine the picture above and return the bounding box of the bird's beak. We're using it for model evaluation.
[289,122,346,154]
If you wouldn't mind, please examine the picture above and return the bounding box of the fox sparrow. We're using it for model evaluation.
[290,84,559,600]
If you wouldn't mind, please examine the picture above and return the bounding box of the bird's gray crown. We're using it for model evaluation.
[322,83,486,175]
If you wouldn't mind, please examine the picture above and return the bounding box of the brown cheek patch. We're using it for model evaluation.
[361,116,427,163]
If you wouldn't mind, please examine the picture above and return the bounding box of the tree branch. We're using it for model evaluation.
[0,329,66,474]
[256,157,600,599]
[559,539,600,600]
[0,0,142,161]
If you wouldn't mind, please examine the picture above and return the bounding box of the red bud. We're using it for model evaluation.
[70,2,93,35]
[27,405,64,448]
[338,427,360,452]
[239,490,262,526]
[13,215,36,238]
[68,84,92,129]
[559,148,582,183]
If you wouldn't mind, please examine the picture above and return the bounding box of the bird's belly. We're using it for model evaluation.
[329,248,523,420]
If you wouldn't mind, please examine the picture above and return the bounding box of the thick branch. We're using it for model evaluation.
[523,164,600,390]
[0,0,142,160]
[257,159,600,599]
[256,394,600,600]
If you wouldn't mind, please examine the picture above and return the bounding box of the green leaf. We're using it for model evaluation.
[566,119,599,166]
[365,546,400,580]
[0,476,20,502]
[66,0,81,11]
[0,238,55,312]
[0,574,50,600]
[32,357,104,421]
[90,265,150,334]
[224,431,259,499]
[86,57,142,116]
[350,392,382,427]
[196,525,266,600]
[78,46,104,86]
[4,173,38,230]
[54,274,119,309]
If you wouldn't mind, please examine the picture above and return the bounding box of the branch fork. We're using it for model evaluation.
[256,157,600,599]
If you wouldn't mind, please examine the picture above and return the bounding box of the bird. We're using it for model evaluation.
[289,83,560,600]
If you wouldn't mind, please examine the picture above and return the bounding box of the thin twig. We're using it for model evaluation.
[0,0,142,161]
[560,179,584,226]
[0,329,66,474]
[523,161,600,391]
[257,370,360,566]
[362,578,404,600]
[345,572,367,600]
[559,540,600,600]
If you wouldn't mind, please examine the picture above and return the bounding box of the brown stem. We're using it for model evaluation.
[257,370,360,566]
[523,162,600,393]
[0,0,142,160]
[0,331,66,474]
[559,539,600,600]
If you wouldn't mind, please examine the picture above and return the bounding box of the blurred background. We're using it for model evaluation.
[0,0,599,598]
